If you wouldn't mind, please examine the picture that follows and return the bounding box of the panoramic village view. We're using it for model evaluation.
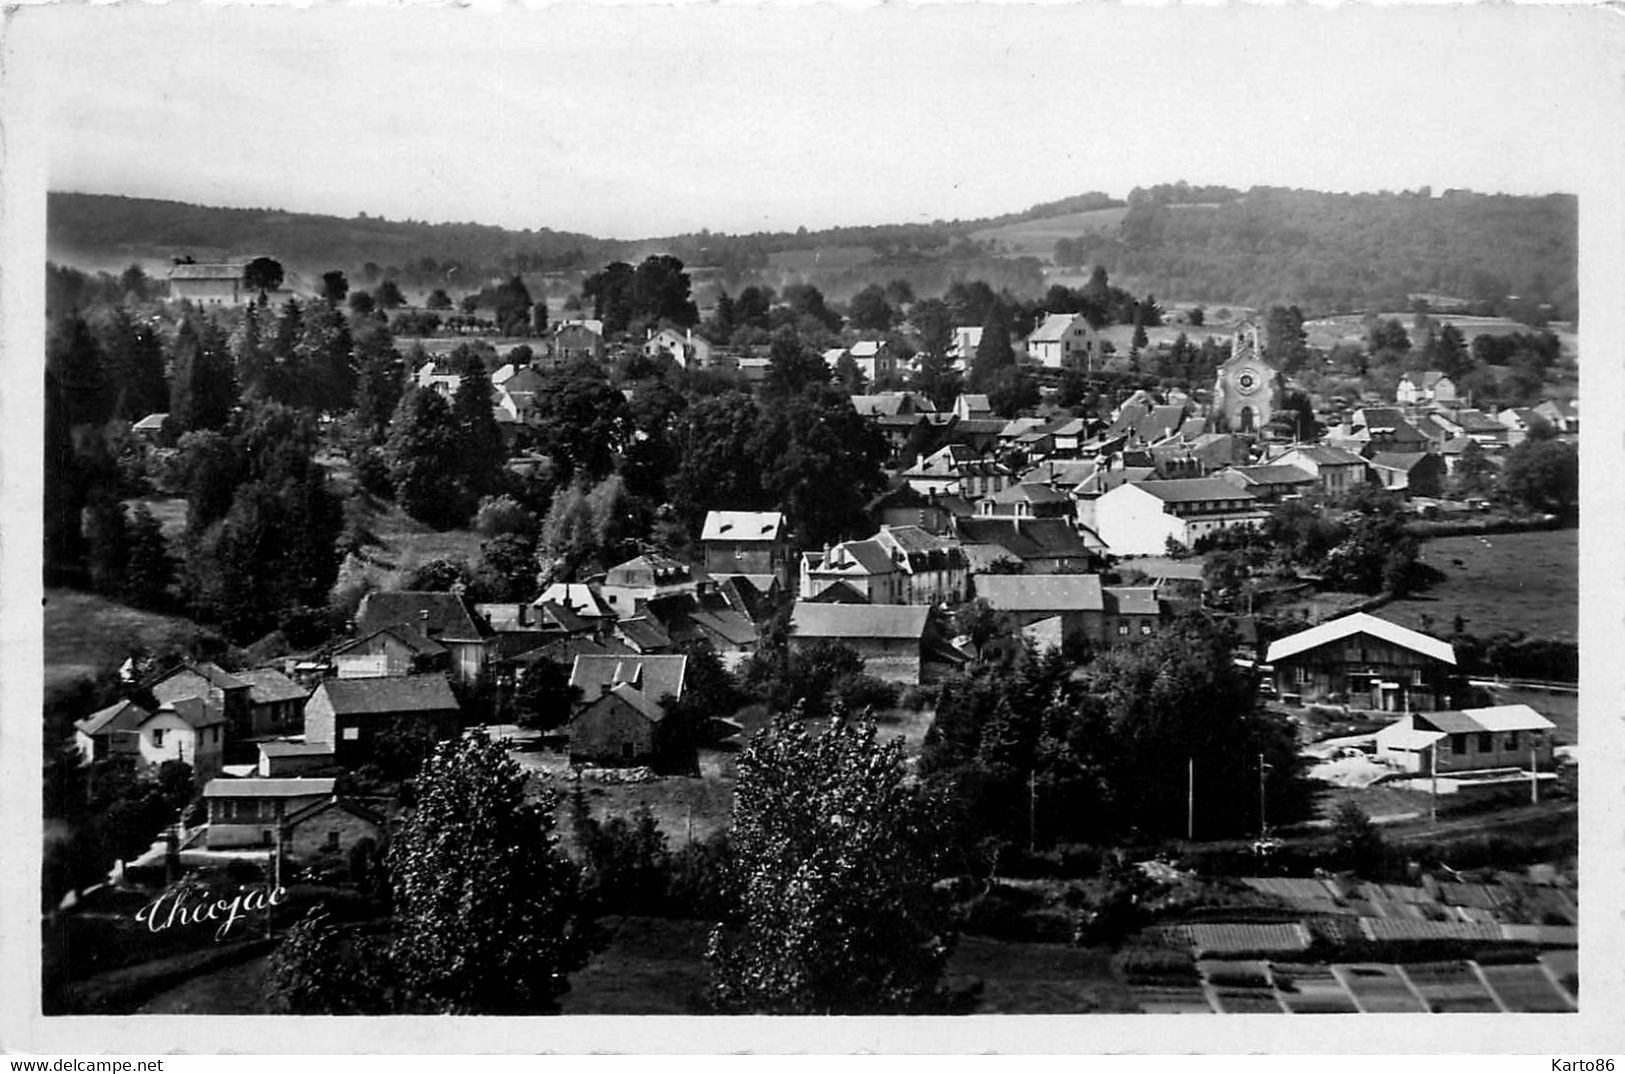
[41,182,1580,1017]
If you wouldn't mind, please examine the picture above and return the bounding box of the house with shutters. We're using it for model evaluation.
[302,676,462,768]
[1375,704,1557,775]
[701,510,791,590]
[1264,612,1460,713]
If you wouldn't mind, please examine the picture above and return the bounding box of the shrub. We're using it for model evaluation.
[474,495,539,539]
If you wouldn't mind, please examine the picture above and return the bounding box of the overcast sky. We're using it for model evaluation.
[8,3,1614,239]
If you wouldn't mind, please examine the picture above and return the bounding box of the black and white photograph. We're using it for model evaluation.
[2,0,1622,1056]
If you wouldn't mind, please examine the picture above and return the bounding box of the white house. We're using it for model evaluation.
[848,340,899,384]
[1023,313,1100,370]
[1375,704,1557,775]
[1395,371,1458,407]
[1093,478,1270,555]
[136,697,226,780]
[645,327,715,369]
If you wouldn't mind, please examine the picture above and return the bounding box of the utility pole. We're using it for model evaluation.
[1529,744,1539,805]
[1187,757,1195,842]
[1257,752,1269,839]
[1028,769,1037,853]
[1430,741,1438,825]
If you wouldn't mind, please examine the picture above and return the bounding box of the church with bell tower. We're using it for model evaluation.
[1211,322,1282,433]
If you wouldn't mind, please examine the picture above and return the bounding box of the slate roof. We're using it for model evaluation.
[169,263,244,281]
[953,517,1092,561]
[1022,459,1098,487]
[956,394,991,413]
[203,777,337,799]
[257,741,335,759]
[808,580,872,604]
[535,583,615,619]
[1280,445,1367,467]
[1104,586,1162,615]
[236,668,309,706]
[1265,612,1457,666]
[356,591,492,642]
[75,699,150,738]
[1028,313,1086,343]
[313,675,460,716]
[571,655,687,704]
[333,622,448,659]
[615,616,673,651]
[1130,478,1259,504]
[702,511,786,542]
[143,696,225,729]
[817,538,899,577]
[1224,465,1317,486]
[151,661,249,692]
[604,555,708,589]
[990,483,1072,506]
[1369,452,1435,473]
[283,795,386,830]
[518,634,635,664]
[976,574,1104,613]
[789,602,930,641]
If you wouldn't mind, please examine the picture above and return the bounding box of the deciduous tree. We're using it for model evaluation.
[707,715,956,1014]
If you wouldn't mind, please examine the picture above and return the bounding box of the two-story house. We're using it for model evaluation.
[354,591,495,684]
[1269,445,1370,500]
[136,697,226,780]
[1093,478,1270,555]
[701,510,791,590]
[1023,312,1100,371]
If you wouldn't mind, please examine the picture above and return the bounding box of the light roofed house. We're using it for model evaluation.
[1093,478,1270,556]
[333,622,449,679]
[136,697,226,780]
[1022,312,1100,370]
[1367,452,1445,498]
[701,510,791,591]
[1215,464,1318,504]
[977,482,1075,520]
[598,555,711,617]
[800,536,901,604]
[1264,612,1460,713]
[1375,704,1557,776]
[975,574,1104,635]
[168,262,249,305]
[902,444,1014,503]
[1395,371,1458,407]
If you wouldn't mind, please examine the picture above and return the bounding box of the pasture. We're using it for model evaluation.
[1383,529,1578,644]
[969,205,1131,258]
[43,589,219,693]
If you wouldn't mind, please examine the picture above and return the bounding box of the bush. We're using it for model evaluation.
[473,495,538,539]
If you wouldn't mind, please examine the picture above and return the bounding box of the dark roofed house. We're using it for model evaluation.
[235,668,310,741]
[355,591,494,684]
[73,699,149,765]
[977,482,1075,520]
[568,654,690,765]
[147,661,251,741]
[203,777,336,849]
[1368,452,1445,498]
[786,603,964,684]
[952,516,1100,573]
[1102,586,1168,644]
[701,510,791,590]
[333,622,450,679]
[257,740,337,778]
[302,676,461,768]
[974,574,1104,636]
[281,795,388,864]
[1215,464,1318,502]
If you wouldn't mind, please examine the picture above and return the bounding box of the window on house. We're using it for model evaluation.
[326,830,341,851]
[1117,624,1129,636]
[1295,665,1310,686]
[1140,623,1152,635]
[342,727,360,741]
[1504,731,1520,751]
[1477,732,1493,754]
[1451,734,1467,755]
[152,729,165,747]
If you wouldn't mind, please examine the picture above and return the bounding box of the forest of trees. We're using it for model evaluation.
[49,184,1576,319]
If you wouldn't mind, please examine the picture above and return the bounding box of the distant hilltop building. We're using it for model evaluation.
[168,261,251,306]
[1211,321,1281,433]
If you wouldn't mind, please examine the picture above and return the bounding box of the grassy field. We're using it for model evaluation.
[348,492,489,590]
[1383,529,1578,643]
[969,206,1131,258]
[43,589,218,693]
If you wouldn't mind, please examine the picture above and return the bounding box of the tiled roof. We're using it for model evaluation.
[977,574,1104,613]
[314,675,460,716]
[1265,612,1456,666]
[790,602,930,641]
